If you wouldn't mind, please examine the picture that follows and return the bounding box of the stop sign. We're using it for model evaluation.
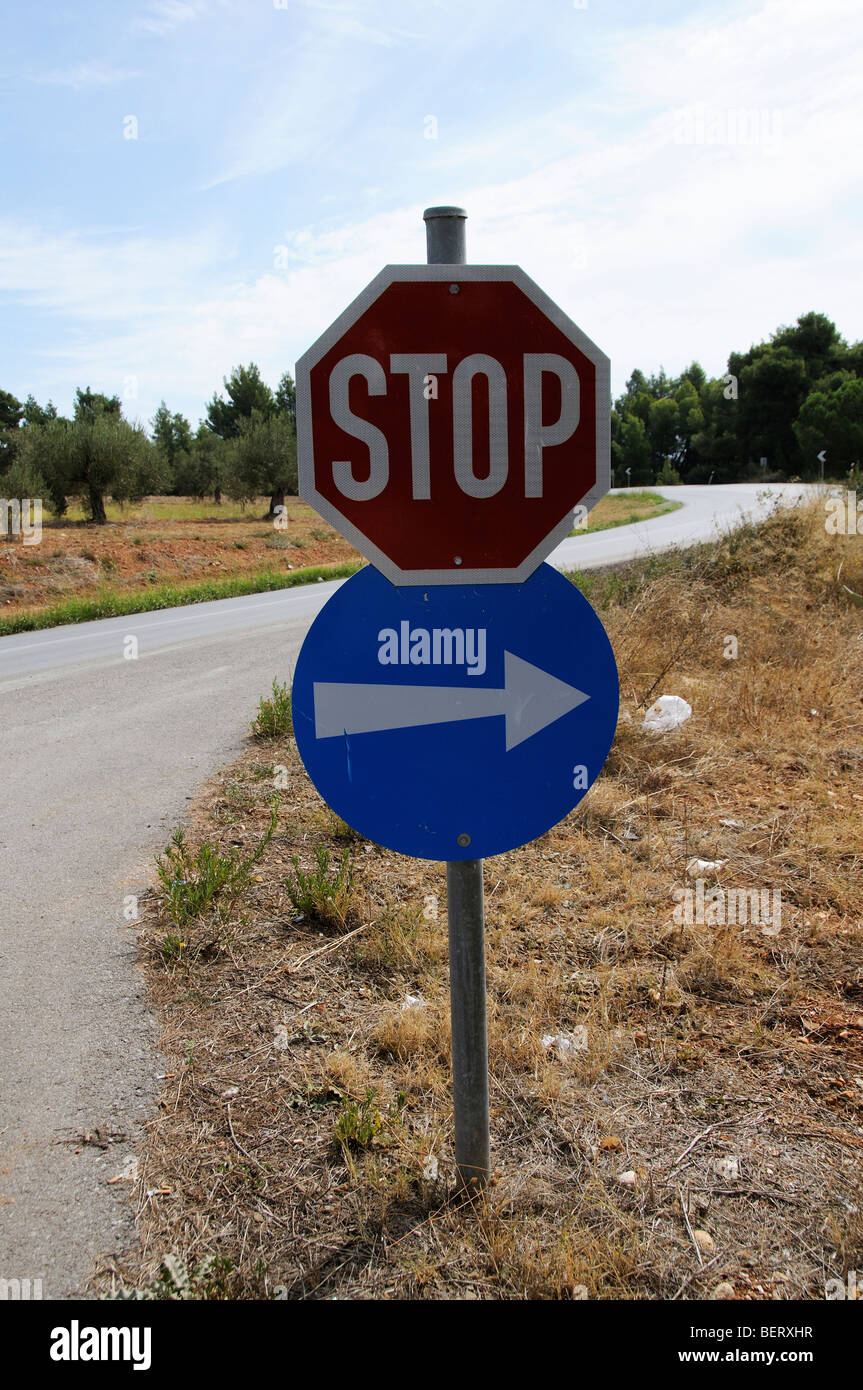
[296,265,610,585]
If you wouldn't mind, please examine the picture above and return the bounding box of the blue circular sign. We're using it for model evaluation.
[292,562,619,861]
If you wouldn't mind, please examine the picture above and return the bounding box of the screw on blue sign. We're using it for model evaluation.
[292,561,619,861]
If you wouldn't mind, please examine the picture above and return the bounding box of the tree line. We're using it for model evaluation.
[1,309,861,523]
[612,312,863,486]
[0,364,297,523]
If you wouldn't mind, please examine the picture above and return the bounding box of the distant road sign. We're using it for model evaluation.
[296,265,610,586]
[292,563,619,860]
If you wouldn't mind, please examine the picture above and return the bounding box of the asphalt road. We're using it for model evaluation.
[0,482,809,1297]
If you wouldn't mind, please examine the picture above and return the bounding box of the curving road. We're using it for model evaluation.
[0,482,810,1296]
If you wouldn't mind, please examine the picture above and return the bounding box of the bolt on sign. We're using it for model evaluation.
[296,265,611,586]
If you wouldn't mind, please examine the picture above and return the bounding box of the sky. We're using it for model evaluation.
[0,0,861,430]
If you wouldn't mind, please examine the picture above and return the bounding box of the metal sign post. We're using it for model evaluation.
[445,856,490,1189]
[425,206,490,1190]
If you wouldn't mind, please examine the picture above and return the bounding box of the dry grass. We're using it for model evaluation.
[98,498,863,1301]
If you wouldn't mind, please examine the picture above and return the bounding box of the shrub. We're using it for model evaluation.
[250,677,292,740]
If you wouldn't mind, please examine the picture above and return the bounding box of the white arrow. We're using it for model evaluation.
[314,651,590,751]
[818,450,827,464]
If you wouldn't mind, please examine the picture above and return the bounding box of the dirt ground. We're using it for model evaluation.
[0,491,674,622]
[0,497,353,615]
[97,499,863,1302]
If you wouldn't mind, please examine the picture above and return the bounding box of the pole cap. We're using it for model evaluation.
[423,206,467,221]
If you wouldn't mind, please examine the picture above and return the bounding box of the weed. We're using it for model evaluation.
[220,777,256,810]
[286,845,354,931]
[334,1088,406,1152]
[250,677,292,740]
[160,932,186,964]
[251,762,276,781]
[109,1253,235,1301]
[155,800,278,931]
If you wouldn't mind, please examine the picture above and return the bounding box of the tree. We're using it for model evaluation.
[18,417,75,514]
[77,416,159,522]
[687,377,739,482]
[227,409,297,515]
[68,388,149,521]
[174,424,232,501]
[22,394,58,427]
[0,390,23,431]
[772,312,846,387]
[612,415,652,486]
[614,314,860,487]
[839,340,863,378]
[0,389,24,468]
[648,397,680,472]
[74,387,122,426]
[0,452,51,511]
[151,401,193,487]
[679,360,707,394]
[206,363,274,439]
[275,371,296,427]
[23,393,159,523]
[794,378,863,474]
[729,346,808,474]
[657,458,682,484]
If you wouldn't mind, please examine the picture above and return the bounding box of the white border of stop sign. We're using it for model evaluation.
[296,264,610,586]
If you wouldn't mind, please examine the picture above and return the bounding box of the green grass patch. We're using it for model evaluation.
[0,562,363,637]
[570,491,682,536]
[55,497,265,524]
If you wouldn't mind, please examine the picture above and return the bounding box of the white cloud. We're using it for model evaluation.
[293,0,427,45]
[0,221,232,321]
[133,0,228,37]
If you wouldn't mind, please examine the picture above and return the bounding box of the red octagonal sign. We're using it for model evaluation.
[296,265,610,585]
